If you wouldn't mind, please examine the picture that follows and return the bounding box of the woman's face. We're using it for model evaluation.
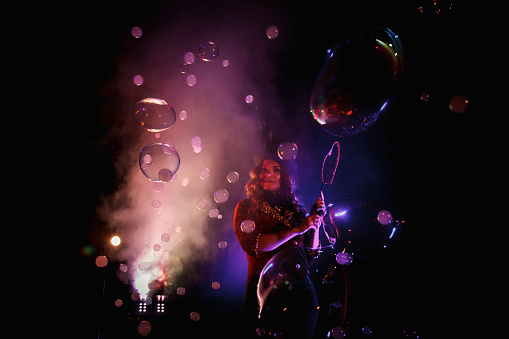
[260,159,281,192]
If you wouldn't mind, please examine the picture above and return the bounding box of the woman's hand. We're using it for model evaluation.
[294,214,322,235]
[315,191,327,216]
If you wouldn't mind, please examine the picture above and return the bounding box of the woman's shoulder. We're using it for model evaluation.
[236,197,255,210]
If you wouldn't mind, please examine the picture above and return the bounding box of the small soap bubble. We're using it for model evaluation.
[137,321,151,336]
[184,52,195,64]
[240,219,256,233]
[449,94,469,113]
[214,188,229,204]
[212,281,221,290]
[131,26,142,38]
[186,74,197,86]
[114,299,123,307]
[222,59,229,67]
[227,171,239,183]
[177,287,186,295]
[152,200,161,208]
[197,199,207,209]
[190,311,201,322]
[199,168,211,180]
[266,25,279,39]
[218,240,227,249]
[161,233,170,242]
[179,62,189,73]
[245,94,254,103]
[277,141,299,161]
[153,244,161,251]
[95,255,108,267]
[209,208,219,218]
[420,92,429,102]
[191,136,202,147]
[179,110,188,120]
[133,75,144,86]
[198,41,219,61]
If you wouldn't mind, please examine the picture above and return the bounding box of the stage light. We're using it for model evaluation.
[111,236,121,246]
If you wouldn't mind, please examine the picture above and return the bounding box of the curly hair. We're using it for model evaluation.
[245,157,301,211]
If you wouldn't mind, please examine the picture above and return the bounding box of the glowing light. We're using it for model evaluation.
[111,236,121,246]
[334,210,347,217]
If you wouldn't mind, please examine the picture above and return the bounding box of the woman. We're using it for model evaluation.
[233,154,326,338]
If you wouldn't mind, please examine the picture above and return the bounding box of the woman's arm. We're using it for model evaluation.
[257,214,320,254]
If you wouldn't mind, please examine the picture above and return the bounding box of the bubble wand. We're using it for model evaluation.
[309,141,340,247]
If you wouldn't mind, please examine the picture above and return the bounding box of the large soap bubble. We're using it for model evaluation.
[257,247,308,317]
[132,98,176,132]
[139,143,180,182]
[310,27,404,137]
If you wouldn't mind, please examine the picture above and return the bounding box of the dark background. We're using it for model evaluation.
[56,1,502,338]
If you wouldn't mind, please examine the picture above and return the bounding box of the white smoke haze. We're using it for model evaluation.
[96,2,294,299]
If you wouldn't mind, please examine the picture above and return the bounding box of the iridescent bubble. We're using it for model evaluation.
[198,41,219,61]
[199,168,211,180]
[330,325,346,339]
[191,136,202,147]
[277,141,299,160]
[245,94,254,103]
[181,178,189,186]
[376,210,393,225]
[158,168,173,182]
[186,74,197,86]
[179,62,189,73]
[218,240,227,249]
[197,199,207,209]
[240,219,255,233]
[133,75,144,86]
[335,252,353,265]
[222,59,229,67]
[119,263,128,272]
[114,299,123,307]
[214,188,229,203]
[209,208,219,218]
[190,311,201,322]
[184,52,195,64]
[132,98,176,132]
[137,321,151,336]
[310,27,404,137]
[95,255,108,268]
[212,281,221,289]
[179,110,188,120]
[176,287,186,295]
[227,171,239,183]
[193,146,202,153]
[420,92,429,102]
[139,143,180,182]
[449,94,469,113]
[151,200,161,208]
[266,25,279,39]
[161,233,170,242]
[257,248,307,316]
[131,26,142,38]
